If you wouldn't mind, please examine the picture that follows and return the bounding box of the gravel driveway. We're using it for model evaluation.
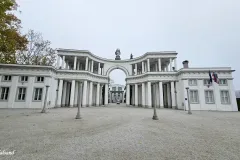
[0,104,240,160]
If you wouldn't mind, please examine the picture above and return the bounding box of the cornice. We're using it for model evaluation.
[56,48,178,63]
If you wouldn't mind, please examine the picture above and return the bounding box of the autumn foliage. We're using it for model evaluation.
[0,0,28,64]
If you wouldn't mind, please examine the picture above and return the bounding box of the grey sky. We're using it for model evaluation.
[17,0,240,89]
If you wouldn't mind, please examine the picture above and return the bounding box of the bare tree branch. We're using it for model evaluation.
[16,30,56,66]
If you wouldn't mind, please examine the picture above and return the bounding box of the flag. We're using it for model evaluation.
[212,72,219,84]
[207,70,212,88]
[209,70,212,84]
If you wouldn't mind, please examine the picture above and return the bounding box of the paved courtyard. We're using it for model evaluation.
[0,104,240,160]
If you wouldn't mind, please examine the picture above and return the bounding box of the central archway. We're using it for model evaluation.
[106,65,130,77]
[108,68,127,104]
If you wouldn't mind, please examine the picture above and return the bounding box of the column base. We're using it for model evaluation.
[82,105,87,108]
[160,105,164,109]
[172,106,176,109]
[152,115,159,120]
[146,105,151,108]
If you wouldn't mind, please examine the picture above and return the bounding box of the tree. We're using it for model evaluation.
[16,30,56,66]
[0,0,28,64]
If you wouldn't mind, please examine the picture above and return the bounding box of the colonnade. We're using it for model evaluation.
[56,55,105,75]
[126,81,177,109]
[56,79,109,107]
[132,58,177,75]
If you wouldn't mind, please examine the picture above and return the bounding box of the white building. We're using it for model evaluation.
[0,48,238,111]
[109,83,125,103]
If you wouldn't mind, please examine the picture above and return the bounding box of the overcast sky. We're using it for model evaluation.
[17,0,240,89]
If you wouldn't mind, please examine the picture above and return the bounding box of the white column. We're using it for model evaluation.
[153,84,157,107]
[135,64,137,75]
[70,80,75,107]
[174,58,177,71]
[98,63,101,74]
[57,55,60,68]
[171,81,176,109]
[142,61,144,73]
[77,62,80,70]
[155,83,160,108]
[167,82,171,108]
[104,84,108,105]
[100,85,103,105]
[74,56,77,70]
[138,86,141,106]
[96,83,100,106]
[74,81,78,106]
[85,57,88,71]
[102,65,104,75]
[159,81,164,108]
[88,61,91,71]
[61,56,65,69]
[126,84,130,106]
[82,80,88,107]
[88,81,93,106]
[158,58,161,72]
[135,84,138,106]
[142,83,145,107]
[170,58,173,71]
[147,82,152,108]
[62,81,67,106]
[91,60,94,72]
[147,59,150,72]
[57,80,63,107]
[65,60,68,69]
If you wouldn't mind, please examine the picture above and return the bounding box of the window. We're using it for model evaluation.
[20,76,28,82]
[112,87,116,91]
[16,87,26,101]
[203,79,211,85]
[220,90,230,104]
[219,79,227,85]
[118,87,122,91]
[36,77,44,82]
[0,87,9,100]
[33,88,43,101]
[189,79,197,86]
[190,90,199,103]
[205,90,214,104]
[2,75,11,81]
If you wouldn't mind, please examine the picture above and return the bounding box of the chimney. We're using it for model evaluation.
[182,60,189,68]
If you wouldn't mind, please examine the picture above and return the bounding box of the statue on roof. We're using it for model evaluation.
[130,53,133,59]
[115,48,121,60]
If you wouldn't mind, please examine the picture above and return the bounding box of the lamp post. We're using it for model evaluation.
[174,90,177,110]
[185,87,192,114]
[41,85,50,113]
[54,89,58,108]
[152,93,159,121]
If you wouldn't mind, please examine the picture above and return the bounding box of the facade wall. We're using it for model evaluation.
[0,49,238,111]
[0,75,55,109]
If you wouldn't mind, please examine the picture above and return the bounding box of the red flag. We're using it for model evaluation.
[212,72,219,84]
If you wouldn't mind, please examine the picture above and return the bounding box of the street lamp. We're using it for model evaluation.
[41,85,50,113]
[185,87,192,114]
[152,104,159,120]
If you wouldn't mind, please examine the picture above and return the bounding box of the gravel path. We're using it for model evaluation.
[0,104,240,160]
